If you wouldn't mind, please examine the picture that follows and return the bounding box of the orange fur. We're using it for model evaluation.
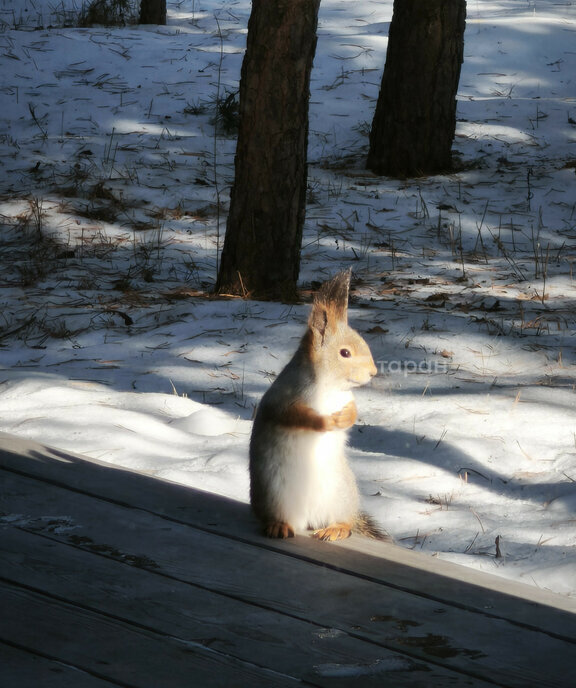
[259,400,357,432]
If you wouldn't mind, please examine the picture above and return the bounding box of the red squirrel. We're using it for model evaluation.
[249,270,391,542]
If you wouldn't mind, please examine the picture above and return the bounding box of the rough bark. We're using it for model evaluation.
[139,0,166,25]
[367,0,466,178]
[216,0,320,301]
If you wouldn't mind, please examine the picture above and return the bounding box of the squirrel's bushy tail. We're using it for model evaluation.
[355,512,394,542]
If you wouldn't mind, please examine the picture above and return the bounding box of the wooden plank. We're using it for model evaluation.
[0,580,302,688]
[0,528,474,688]
[0,642,118,688]
[1,465,573,687]
[1,430,574,632]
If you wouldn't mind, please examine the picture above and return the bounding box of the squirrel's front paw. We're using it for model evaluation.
[264,521,295,539]
[330,400,357,430]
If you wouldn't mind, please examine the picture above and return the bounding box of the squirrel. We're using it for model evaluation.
[249,269,391,542]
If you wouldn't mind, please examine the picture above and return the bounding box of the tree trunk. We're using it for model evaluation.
[367,0,466,178]
[139,0,166,25]
[216,0,320,301]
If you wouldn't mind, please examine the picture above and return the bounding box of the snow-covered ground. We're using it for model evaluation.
[1,0,575,597]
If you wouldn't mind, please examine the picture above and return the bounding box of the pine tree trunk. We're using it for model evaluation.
[367,0,466,178]
[216,0,320,301]
[139,0,166,25]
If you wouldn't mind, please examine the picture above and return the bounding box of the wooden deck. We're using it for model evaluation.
[1,431,575,687]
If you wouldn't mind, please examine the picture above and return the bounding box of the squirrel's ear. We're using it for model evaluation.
[309,302,329,344]
[308,270,351,343]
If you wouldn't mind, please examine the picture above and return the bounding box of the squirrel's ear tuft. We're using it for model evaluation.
[314,269,351,320]
[308,270,351,343]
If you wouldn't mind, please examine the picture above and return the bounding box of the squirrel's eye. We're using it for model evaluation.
[340,348,351,358]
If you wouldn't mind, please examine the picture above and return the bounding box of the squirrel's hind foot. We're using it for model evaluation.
[312,522,352,541]
[264,521,295,539]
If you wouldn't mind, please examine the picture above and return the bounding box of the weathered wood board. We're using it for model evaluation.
[1,432,575,687]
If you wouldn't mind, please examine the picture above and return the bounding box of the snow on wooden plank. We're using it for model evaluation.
[0,642,118,688]
[1,472,495,688]
[0,581,300,688]
[1,528,473,688]
[1,435,574,687]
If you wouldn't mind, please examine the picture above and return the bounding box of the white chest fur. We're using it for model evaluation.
[273,387,359,531]
[309,386,353,415]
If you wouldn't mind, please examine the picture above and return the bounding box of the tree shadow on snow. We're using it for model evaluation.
[349,423,576,507]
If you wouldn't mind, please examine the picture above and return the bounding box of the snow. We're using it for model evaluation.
[315,656,416,677]
[1,0,575,597]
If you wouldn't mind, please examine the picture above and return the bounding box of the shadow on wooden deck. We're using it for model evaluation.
[1,431,575,687]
